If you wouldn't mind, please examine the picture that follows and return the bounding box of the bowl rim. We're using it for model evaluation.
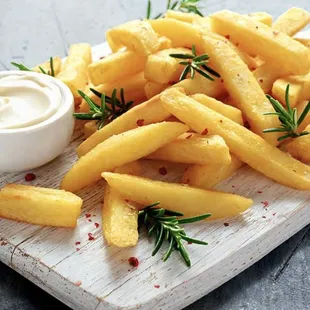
[0,70,74,135]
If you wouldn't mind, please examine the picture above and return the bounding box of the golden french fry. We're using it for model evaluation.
[272,7,310,36]
[191,94,243,125]
[210,10,310,75]
[84,121,97,139]
[144,81,169,99]
[77,92,177,157]
[295,38,310,49]
[164,10,204,23]
[88,50,146,86]
[157,36,173,50]
[286,125,310,163]
[61,122,189,192]
[296,100,310,132]
[202,35,280,144]
[272,79,302,107]
[247,12,273,26]
[32,56,62,75]
[0,184,82,227]
[160,89,310,190]
[182,155,244,189]
[57,43,92,97]
[147,133,231,165]
[106,20,159,56]
[103,161,141,247]
[79,72,147,112]
[144,48,190,84]
[102,172,253,219]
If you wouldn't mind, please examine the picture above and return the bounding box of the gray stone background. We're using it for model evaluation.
[1,0,310,309]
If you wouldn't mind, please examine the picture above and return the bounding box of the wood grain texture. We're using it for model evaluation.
[1,1,310,309]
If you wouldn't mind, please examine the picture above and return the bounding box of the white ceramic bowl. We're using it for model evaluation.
[0,71,74,172]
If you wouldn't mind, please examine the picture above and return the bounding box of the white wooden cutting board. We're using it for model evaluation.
[1,33,310,310]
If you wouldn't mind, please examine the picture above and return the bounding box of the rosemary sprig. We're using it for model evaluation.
[170,45,220,81]
[147,0,204,19]
[73,88,134,130]
[263,84,310,142]
[11,57,56,77]
[139,202,210,267]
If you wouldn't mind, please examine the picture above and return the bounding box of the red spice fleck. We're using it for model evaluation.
[201,128,208,135]
[159,166,167,175]
[220,120,223,123]
[154,285,160,288]
[236,42,239,46]
[273,213,276,216]
[262,216,266,219]
[128,257,139,267]
[225,35,230,40]
[88,233,95,241]
[259,79,264,83]
[125,199,130,203]
[88,219,92,222]
[186,134,192,139]
[273,31,279,35]
[224,222,230,227]
[261,201,269,207]
[188,241,192,245]
[256,26,259,29]
[257,190,263,194]
[220,79,224,83]
[94,222,100,228]
[75,241,81,246]
[25,173,36,182]
[76,248,80,251]
[136,119,145,126]
[99,56,105,59]
[85,213,91,218]
[1,241,8,246]
[75,281,82,286]
[232,185,235,188]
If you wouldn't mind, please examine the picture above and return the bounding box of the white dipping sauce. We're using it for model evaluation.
[0,75,62,129]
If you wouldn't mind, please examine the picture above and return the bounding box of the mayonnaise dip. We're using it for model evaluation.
[0,75,62,129]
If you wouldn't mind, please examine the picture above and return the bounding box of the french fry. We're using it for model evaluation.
[0,184,82,227]
[157,36,173,50]
[164,10,204,23]
[79,72,147,112]
[182,155,244,189]
[106,20,159,56]
[88,50,146,86]
[61,122,189,192]
[144,81,169,99]
[160,89,310,190]
[77,92,178,157]
[57,43,92,97]
[191,94,243,125]
[102,172,253,219]
[286,125,310,163]
[103,161,141,247]
[247,12,273,26]
[272,79,302,107]
[147,19,204,52]
[210,10,310,75]
[272,7,310,36]
[32,56,62,75]
[296,100,310,132]
[295,38,310,49]
[147,133,231,165]
[84,121,97,139]
[144,48,190,84]
[202,35,280,144]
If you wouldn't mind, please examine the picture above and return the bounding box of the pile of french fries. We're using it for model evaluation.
[1,7,310,250]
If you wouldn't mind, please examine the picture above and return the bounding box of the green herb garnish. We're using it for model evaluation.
[73,88,134,130]
[263,84,310,142]
[139,202,210,267]
[147,0,204,19]
[11,57,56,77]
[170,44,220,81]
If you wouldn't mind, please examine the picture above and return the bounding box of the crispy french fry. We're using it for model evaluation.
[62,122,189,192]
[57,43,92,97]
[147,19,204,52]
[32,56,62,75]
[88,50,146,86]
[272,7,310,36]
[182,155,244,189]
[147,133,231,165]
[272,79,302,107]
[160,89,310,190]
[157,36,172,50]
[79,72,147,112]
[144,81,169,99]
[164,10,204,23]
[102,172,253,219]
[210,10,310,75]
[84,121,97,139]
[295,38,310,49]
[286,125,310,163]
[202,35,280,144]
[77,91,178,157]
[247,12,273,26]
[106,20,159,56]
[103,161,141,247]
[191,94,243,125]
[296,100,310,132]
[144,48,190,84]
[0,184,82,227]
